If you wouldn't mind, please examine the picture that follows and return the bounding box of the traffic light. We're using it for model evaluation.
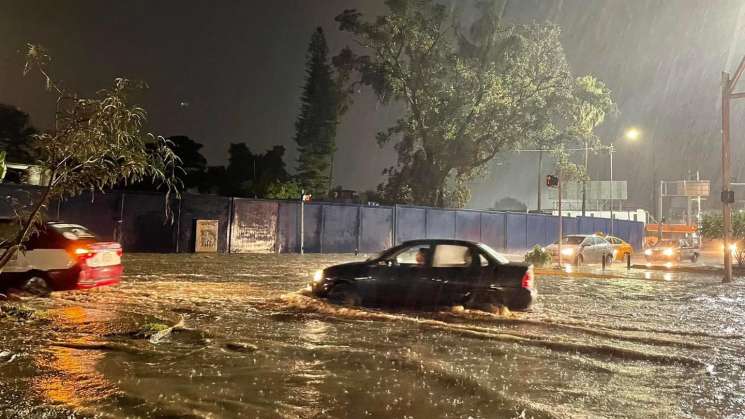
[546,175,559,187]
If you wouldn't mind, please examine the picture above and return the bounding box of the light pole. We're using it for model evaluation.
[608,128,640,236]
[721,55,745,283]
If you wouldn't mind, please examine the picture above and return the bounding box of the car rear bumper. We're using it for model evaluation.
[47,264,123,290]
[76,265,123,289]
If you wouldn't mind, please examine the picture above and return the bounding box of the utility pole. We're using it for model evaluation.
[537,150,543,212]
[609,145,614,236]
[558,174,563,266]
[300,189,306,255]
[721,54,745,283]
[582,142,588,216]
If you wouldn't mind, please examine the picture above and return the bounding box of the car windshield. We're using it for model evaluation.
[477,243,509,264]
[49,223,96,240]
[655,240,677,248]
[557,236,584,245]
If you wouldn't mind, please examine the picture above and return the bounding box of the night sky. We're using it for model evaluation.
[2,1,745,210]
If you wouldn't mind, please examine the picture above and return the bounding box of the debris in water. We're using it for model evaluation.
[224,342,259,353]
[706,364,716,375]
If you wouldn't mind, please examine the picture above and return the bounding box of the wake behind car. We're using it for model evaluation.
[0,219,123,293]
[310,239,536,311]
[544,234,614,265]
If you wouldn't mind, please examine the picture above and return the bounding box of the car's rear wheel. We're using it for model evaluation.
[464,292,503,313]
[326,284,361,307]
[22,276,51,297]
[605,254,613,266]
[691,253,699,263]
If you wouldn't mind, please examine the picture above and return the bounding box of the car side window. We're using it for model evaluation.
[432,244,475,268]
[394,244,431,267]
[479,253,490,267]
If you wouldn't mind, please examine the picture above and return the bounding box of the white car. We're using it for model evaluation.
[544,234,614,266]
[0,220,123,293]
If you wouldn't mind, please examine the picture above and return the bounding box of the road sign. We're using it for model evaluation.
[661,180,710,197]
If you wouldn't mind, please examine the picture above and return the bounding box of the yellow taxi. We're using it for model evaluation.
[604,235,634,261]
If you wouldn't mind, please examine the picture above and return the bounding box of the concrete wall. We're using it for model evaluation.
[0,185,646,254]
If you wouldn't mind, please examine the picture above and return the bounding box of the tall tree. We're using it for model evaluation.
[335,0,613,208]
[293,27,339,197]
[225,143,257,197]
[0,103,38,163]
[167,136,208,190]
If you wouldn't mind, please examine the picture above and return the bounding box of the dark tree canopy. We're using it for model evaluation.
[167,136,207,190]
[493,197,528,212]
[0,103,38,163]
[210,143,292,198]
[293,27,339,197]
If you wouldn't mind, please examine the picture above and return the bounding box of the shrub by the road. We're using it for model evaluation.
[525,245,552,267]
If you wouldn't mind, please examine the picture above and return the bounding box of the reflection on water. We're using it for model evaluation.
[2,253,745,418]
[31,307,118,410]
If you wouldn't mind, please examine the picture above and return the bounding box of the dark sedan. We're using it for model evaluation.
[310,239,536,311]
[643,239,699,263]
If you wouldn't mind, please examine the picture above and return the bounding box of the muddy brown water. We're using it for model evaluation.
[1,254,745,418]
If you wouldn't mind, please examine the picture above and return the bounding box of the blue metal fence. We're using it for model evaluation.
[0,184,645,254]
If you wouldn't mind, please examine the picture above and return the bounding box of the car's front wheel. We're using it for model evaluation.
[326,284,362,307]
[22,276,51,297]
[691,253,699,263]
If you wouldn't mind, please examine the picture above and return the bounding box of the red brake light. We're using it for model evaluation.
[69,246,94,260]
[116,248,123,257]
[521,267,534,289]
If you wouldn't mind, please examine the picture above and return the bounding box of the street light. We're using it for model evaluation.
[609,128,641,236]
[624,128,641,142]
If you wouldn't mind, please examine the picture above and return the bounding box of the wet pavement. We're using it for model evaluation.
[2,253,745,418]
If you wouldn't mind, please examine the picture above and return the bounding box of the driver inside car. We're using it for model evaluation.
[415,248,429,266]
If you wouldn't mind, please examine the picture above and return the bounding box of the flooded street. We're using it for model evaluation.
[2,253,745,418]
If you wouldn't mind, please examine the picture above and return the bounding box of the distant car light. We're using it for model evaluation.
[663,248,674,257]
[561,248,574,256]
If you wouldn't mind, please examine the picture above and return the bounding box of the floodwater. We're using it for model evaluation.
[1,254,745,419]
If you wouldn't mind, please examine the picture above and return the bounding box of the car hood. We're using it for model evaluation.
[323,261,370,276]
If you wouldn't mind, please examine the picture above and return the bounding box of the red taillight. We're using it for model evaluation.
[521,266,534,289]
[116,248,123,257]
[69,246,94,260]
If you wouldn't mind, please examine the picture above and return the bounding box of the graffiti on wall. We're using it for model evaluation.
[230,200,278,253]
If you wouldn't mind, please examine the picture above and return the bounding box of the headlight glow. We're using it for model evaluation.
[561,248,574,256]
[313,270,323,282]
[644,249,652,256]
[663,248,674,257]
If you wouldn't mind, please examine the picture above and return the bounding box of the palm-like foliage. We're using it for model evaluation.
[0,45,181,271]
